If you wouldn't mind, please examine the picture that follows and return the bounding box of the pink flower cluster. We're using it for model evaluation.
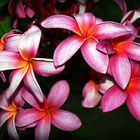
[0,0,140,140]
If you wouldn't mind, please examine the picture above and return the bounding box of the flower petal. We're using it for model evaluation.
[7,116,19,140]
[114,0,127,14]
[32,58,65,77]
[0,72,6,83]
[130,60,140,78]
[88,22,131,39]
[52,110,81,131]
[127,89,140,121]
[35,116,51,140]
[0,111,13,127]
[81,38,109,74]
[0,51,26,71]
[8,0,16,16]
[101,85,127,112]
[73,13,95,35]
[110,51,131,89]
[15,108,45,127]
[82,80,102,108]
[123,42,140,61]
[41,15,81,35]
[23,66,44,102]
[5,66,29,99]
[16,0,26,18]
[53,35,84,66]
[25,6,35,18]
[22,87,42,110]
[19,25,41,60]
[47,80,70,108]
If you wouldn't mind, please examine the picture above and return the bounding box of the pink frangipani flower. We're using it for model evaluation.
[0,25,65,102]
[41,12,131,74]
[101,60,140,121]
[16,80,81,140]
[0,87,25,140]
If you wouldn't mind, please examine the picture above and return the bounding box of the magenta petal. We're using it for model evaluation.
[54,35,84,66]
[0,72,6,83]
[74,13,95,35]
[35,116,51,140]
[19,25,41,59]
[5,66,28,99]
[81,38,109,74]
[23,66,44,102]
[32,58,65,77]
[15,108,45,127]
[25,6,35,18]
[127,89,140,121]
[8,0,16,16]
[7,116,19,140]
[16,0,26,18]
[123,42,140,61]
[82,80,102,108]
[114,0,127,14]
[22,87,41,110]
[89,22,131,39]
[0,94,9,110]
[101,85,127,112]
[41,15,81,35]
[47,80,70,108]
[130,60,140,78]
[52,110,81,131]
[110,51,131,89]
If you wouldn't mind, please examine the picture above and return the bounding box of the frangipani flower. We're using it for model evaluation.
[101,60,140,121]
[82,76,114,108]
[0,87,25,140]
[97,30,140,89]
[41,12,131,74]
[0,25,65,102]
[16,80,81,140]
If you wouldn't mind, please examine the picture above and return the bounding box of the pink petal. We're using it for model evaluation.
[98,76,114,94]
[0,72,6,83]
[5,66,29,99]
[19,25,41,60]
[127,89,140,121]
[73,13,95,35]
[123,42,140,61]
[110,51,131,89]
[47,80,70,108]
[25,6,35,18]
[15,108,45,127]
[0,111,13,127]
[23,66,44,102]
[114,0,127,15]
[2,32,21,52]
[82,80,102,108]
[22,87,42,110]
[0,94,9,110]
[41,15,81,35]
[0,51,27,71]
[52,110,81,131]
[101,85,127,112]
[130,60,140,78]
[35,116,51,140]
[14,87,25,107]
[32,58,65,77]
[7,116,19,140]
[96,40,115,54]
[16,0,26,18]
[53,35,84,66]
[88,22,131,39]
[81,38,109,74]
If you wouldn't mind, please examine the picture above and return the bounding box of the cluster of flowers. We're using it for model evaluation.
[1,0,140,140]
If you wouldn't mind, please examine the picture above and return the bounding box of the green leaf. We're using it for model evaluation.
[0,0,9,7]
[0,16,12,37]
